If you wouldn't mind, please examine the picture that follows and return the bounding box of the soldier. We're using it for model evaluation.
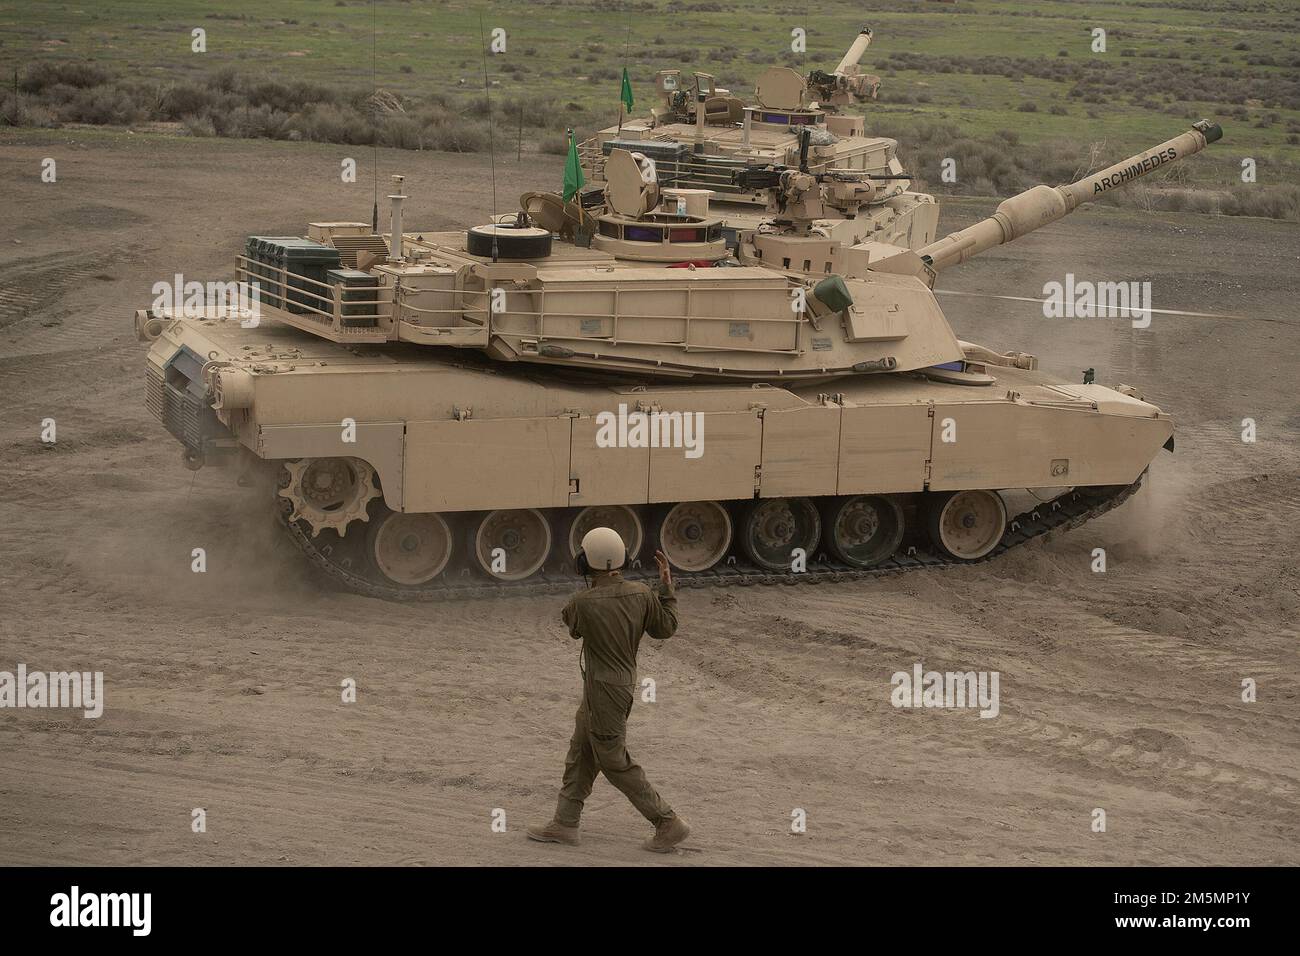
[527,526,690,853]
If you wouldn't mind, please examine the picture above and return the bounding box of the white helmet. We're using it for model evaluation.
[579,526,626,572]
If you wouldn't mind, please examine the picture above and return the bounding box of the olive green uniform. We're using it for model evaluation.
[554,576,679,827]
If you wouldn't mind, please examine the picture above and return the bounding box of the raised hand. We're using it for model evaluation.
[653,550,672,589]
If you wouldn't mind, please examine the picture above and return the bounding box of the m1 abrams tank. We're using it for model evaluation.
[135,121,1221,599]
[579,28,938,254]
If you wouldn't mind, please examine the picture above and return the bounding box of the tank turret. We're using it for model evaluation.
[579,26,937,256]
[733,120,1220,289]
[581,28,927,233]
[138,124,1219,386]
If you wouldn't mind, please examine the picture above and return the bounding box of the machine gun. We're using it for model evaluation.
[732,128,913,221]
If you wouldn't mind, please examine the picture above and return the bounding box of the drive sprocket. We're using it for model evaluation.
[277,457,380,538]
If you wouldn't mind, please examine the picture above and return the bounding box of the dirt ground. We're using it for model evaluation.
[0,131,1296,866]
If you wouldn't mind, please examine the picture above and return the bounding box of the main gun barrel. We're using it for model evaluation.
[916,120,1222,273]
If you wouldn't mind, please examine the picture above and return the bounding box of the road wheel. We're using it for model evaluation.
[367,510,454,587]
[653,500,732,572]
[470,508,552,581]
[738,497,821,571]
[821,495,905,569]
[926,490,1007,561]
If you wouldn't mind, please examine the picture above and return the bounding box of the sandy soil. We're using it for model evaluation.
[0,131,1296,866]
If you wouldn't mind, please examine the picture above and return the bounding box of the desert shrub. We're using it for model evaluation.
[0,92,58,127]
[62,86,145,125]
[218,103,293,139]
[1220,185,1300,220]
[18,61,110,93]
[423,117,490,152]
[1180,193,1220,215]
[1160,190,1218,214]
[208,66,239,94]
[242,78,337,111]
[964,176,998,197]
[285,102,372,145]
[413,103,457,128]
[489,94,567,129]
[375,114,424,149]
[160,82,223,119]
[182,113,217,137]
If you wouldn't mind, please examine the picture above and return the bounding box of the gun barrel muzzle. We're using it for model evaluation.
[917,120,1222,274]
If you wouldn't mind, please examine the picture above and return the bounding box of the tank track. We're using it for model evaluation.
[279,475,1144,602]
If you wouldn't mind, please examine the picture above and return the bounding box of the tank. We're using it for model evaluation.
[134,120,1221,598]
[578,28,939,255]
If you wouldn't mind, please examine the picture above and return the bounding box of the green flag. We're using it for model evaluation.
[563,128,585,202]
[620,66,634,114]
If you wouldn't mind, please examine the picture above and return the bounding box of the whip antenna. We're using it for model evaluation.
[371,0,379,232]
[479,13,499,262]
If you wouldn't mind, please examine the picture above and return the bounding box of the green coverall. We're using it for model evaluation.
[554,577,679,827]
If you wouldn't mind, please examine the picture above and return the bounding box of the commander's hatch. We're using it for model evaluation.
[754,68,810,112]
[606,148,660,218]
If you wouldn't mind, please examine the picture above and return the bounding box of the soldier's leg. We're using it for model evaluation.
[585,680,675,825]
[555,691,598,826]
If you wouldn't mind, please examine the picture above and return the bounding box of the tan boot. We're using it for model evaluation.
[526,819,580,846]
[642,816,690,853]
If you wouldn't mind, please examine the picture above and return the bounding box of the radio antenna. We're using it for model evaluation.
[371,0,379,233]
[479,13,499,262]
